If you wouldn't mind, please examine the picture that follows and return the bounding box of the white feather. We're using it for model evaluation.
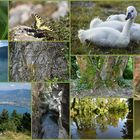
[78,6,137,48]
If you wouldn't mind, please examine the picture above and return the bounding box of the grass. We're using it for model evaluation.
[71,1,140,55]
[43,15,70,41]
[0,131,31,140]
[0,1,8,40]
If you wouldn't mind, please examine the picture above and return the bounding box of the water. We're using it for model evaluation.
[0,104,30,114]
[134,100,140,138]
[71,112,132,139]
[96,118,126,139]
[41,111,59,138]
[0,59,8,81]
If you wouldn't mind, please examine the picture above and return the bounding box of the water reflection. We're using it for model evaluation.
[121,98,133,139]
[71,98,133,139]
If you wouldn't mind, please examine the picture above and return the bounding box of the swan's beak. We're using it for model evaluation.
[125,12,132,20]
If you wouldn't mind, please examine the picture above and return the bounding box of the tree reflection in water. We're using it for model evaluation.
[121,98,133,139]
[71,98,133,139]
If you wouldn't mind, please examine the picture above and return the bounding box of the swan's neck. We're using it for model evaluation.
[122,18,134,36]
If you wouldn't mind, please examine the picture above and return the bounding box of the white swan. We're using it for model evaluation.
[90,12,140,42]
[90,18,124,31]
[106,14,126,21]
[78,6,137,48]
[106,14,140,42]
[89,17,103,28]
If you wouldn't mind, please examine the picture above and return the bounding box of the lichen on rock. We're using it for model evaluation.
[9,42,69,82]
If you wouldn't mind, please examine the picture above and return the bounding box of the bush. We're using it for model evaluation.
[0,121,17,132]
[0,109,31,135]
[123,57,133,79]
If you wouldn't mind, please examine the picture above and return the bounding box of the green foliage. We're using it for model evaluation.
[71,98,128,117]
[93,108,100,115]
[80,67,95,88]
[20,113,31,132]
[0,109,31,136]
[117,57,133,87]
[0,109,9,124]
[79,57,97,88]
[53,15,69,41]
[108,98,128,113]
[71,56,133,93]
[123,57,133,79]
[71,56,79,79]
[71,56,98,90]
[117,77,132,88]
[0,1,8,39]
[11,110,22,131]
[71,98,130,132]
[11,110,18,119]
[43,15,69,41]
[47,77,59,83]
[71,79,90,93]
[0,121,17,132]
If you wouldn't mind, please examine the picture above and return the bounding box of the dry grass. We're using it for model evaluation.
[0,131,31,140]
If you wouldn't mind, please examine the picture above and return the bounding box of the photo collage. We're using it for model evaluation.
[0,0,140,139]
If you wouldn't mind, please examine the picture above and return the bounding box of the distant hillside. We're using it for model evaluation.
[0,89,30,97]
[0,89,31,107]
[0,46,8,59]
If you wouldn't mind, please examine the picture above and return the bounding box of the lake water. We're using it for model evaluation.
[0,59,8,81]
[0,104,30,114]
[71,112,133,139]
[134,100,140,139]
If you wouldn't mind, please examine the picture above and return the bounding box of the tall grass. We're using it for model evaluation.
[0,1,8,40]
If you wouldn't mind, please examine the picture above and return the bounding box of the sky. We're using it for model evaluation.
[0,83,31,91]
[0,40,8,47]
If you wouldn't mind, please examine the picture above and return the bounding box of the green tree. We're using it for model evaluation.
[11,110,22,131]
[20,113,31,132]
[123,57,133,79]
[0,121,17,132]
[11,110,18,119]
[0,109,9,124]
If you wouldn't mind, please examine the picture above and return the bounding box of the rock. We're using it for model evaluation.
[9,4,42,28]
[9,42,69,81]
[41,112,59,139]
[32,83,69,138]
[10,26,44,41]
[58,127,68,138]
[52,1,69,20]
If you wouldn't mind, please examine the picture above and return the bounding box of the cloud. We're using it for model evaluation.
[0,83,31,91]
[0,41,8,47]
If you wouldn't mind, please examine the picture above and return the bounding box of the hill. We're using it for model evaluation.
[0,89,31,107]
